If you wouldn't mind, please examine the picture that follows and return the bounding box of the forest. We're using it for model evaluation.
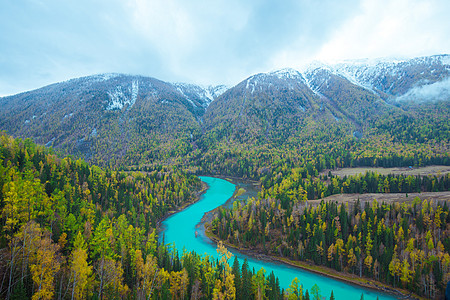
[211,195,450,298]
[0,132,342,300]
[0,84,449,299]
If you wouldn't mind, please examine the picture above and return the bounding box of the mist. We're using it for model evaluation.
[395,77,450,102]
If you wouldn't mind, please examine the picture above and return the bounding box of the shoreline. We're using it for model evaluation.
[199,176,424,300]
[158,175,425,299]
[156,180,209,229]
[204,226,423,300]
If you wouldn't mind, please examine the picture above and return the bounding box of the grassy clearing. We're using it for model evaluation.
[311,191,450,205]
[320,165,450,178]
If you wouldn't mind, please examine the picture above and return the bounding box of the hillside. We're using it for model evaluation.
[0,55,448,173]
[0,133,294,300]
[0,54,449,299]
[0,74,226,166]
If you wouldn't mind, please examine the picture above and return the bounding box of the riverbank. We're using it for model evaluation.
[200,176,433,299]
[200,174,422,299]
[198,175,259,225]
[160,176,406,299]
[156,180,209,228]
[204,225,424,300]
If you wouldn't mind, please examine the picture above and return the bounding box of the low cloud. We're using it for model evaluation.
[395,78,450,102]
[0,0,449,96]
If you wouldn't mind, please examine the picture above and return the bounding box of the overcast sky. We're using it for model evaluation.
[1,0,449,96]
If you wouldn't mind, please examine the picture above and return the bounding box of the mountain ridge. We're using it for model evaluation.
[0,54,448,168]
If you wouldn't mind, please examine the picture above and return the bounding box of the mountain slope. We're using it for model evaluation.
[203,68,324,145]
[0,74,223,165]
[0,54,448,170]
[332,54,450,100]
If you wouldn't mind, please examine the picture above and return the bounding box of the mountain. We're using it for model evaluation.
[202,68,323,145]
[303,65,387,127]
[203,54,450,145]
[173,83,228,111]
[0,55,448,169]
[0,74,224,165]
[203,64,394,147]
[331,54,450,100]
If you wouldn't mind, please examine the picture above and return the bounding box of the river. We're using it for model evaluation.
[160,176,398,299]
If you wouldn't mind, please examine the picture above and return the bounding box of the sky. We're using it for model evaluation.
[0,0,449,96]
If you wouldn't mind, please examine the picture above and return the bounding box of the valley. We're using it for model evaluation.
[164,177,397,299]
[0,54,449,299]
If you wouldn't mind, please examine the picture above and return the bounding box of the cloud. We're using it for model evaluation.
[0,0,449,96]
[122,0,362,84]
[316,0,450,62]
[395,77,450,102]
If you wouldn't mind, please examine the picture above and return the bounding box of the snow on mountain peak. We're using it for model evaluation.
[208,85,228,98]
[89,73,121,83]
[269,68,303,80]
[173,83,227,108]
[302,60,332,73]
[106,80,139,110]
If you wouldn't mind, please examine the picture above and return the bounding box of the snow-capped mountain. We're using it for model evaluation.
[0,54,448,165]
[325,54,450,100]
[215,54,450,104]
[173,83,228,109]
[228,67,311,97]
[0,74,220,162]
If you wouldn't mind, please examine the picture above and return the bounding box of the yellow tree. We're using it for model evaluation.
[29,233,61,300]
[364,255,373,274]
[286,277,303,300]
[153,268,170,299]
[215,241,236,300]
[217,241,233,274]
[91,218,116,300]
[135,249,159,299]
[6,221,41,299]
[212,279,225,300]
[347,248,357,271]
[335,239,345,269]
[400,259,412,287]
[327,243,335,262]
[2,171,50,238]
[169,269,189,299]
[97,258,128,299]
[70,232,93,300]
[388,256,401,286]
[434,206,443,241]
[201,256,216,298]
[223,273,236,300]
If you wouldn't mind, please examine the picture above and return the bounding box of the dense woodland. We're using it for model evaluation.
[191,100,449,181]
[0,68,449,299]
[2,102,448,298]
[211,195,450,298]
[0,133,345,300]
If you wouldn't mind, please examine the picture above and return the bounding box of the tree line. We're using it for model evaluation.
[260,170,450,201]
[1,132,340,299]
[211,196,450,298]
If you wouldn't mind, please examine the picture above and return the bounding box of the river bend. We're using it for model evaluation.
[160,176,397,300]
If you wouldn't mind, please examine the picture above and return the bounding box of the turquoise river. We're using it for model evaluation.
[160,176,398,299]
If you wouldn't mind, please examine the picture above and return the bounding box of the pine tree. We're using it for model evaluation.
[305,289,310,300]
[232,257,241,299]
[241,259,252,300]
